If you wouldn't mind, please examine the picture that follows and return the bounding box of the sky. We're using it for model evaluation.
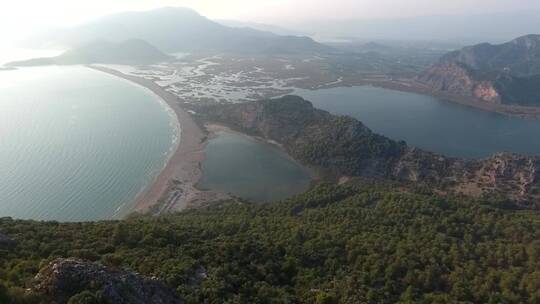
[1,0,539,44]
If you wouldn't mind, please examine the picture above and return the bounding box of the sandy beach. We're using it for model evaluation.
[89,65,228,215]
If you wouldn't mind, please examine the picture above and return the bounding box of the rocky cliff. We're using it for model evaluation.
[417,34,540,106]
[33,258,182,304]
[194,96,540,207]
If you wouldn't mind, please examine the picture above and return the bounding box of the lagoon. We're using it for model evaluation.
[197,131,312,202]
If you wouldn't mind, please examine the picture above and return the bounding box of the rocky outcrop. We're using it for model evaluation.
[417,34,540,106]
[464,153,540,204]
[418,62,501,103]
[194,96,540,208]
[33,258,182,304]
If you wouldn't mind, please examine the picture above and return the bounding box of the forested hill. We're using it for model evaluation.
[1,181,539,303]
[193,95,540,208]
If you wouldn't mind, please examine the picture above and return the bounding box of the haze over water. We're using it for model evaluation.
[0,66,177,221]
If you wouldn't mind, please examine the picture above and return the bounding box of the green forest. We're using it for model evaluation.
[1,181,539,303]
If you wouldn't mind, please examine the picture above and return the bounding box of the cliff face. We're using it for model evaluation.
[418,62,502,103]
[34,258,182,304]
[195,96,540,207]
[417,34,540,106]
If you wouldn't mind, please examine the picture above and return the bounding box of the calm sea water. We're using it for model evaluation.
[0,66,177,221]
[295,86,540,159]
[198,131,312,202]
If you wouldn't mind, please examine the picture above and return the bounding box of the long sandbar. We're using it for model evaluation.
[89,65,222,215]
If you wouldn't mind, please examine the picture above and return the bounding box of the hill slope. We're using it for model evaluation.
[418,34,540,106]
[7,39,170,66]
[1,182,539,303]
[27,7,330,55]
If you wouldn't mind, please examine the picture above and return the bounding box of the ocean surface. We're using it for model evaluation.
[295,86,540,159]
[198,131,312,202]
[0,66,178,221]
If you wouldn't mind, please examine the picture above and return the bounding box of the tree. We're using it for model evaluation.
[67,291,100,304]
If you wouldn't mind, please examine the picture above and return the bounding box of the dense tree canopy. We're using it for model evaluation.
[0,181,539,303]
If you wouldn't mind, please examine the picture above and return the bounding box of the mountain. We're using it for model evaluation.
[1,182,539,303]
[27,7,330,55]
[215,20,309,37]
[192,95,540,207]
[417,34,540,106]
[7,39,170,66]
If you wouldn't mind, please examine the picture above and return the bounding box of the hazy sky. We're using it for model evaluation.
[1,0,539,44]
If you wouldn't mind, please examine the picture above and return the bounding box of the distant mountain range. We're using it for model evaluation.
[418,34,540,106]
[7,39,170,66]
[215,20,309,37]
[26,7,330,55]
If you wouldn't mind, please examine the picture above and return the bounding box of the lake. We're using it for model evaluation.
[0,66,178,221]
[197,131,312,202]
[295,86,540,159]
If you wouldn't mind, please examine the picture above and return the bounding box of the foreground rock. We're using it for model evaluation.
[34,258,182,304]
[193,95,540,208]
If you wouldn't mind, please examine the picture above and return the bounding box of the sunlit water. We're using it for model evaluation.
[198,131,312,202]
[0,46,63,66]
[0,66,178,221]
[295,86,540,159]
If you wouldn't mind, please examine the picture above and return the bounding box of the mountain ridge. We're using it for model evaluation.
[26,7,331,55]
[417,34,540,106]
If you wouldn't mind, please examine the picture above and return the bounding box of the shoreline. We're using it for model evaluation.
[89,65,227,215]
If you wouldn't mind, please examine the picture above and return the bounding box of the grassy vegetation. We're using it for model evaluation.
[1,181,539,303]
